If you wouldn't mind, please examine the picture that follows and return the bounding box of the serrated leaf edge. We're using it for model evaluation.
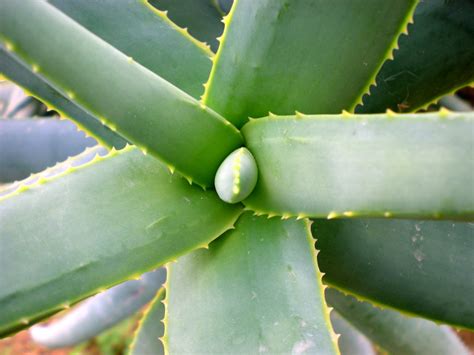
[199,0,238,105]
[141,0,214,58]
[128,287,166,355]
[304,219,341,354]
[351,1,419,112]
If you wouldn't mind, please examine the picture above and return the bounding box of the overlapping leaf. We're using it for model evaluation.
[359,0,474,113]
[0,119,95,182]
[243,112,474,219]
[0,146,241,336]
[328,289,469,354]
[0,0,242,186]
[315,219,474,329]
[165,213,338,353]
[203,0,417,127]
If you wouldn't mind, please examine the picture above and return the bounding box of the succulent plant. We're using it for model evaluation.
[0,0,473,354]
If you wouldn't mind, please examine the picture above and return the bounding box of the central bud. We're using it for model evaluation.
[214,147,258,204]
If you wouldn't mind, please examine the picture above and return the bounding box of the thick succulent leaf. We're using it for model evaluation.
[242,112,474,219]
[48,0,213,99]
[0,47,127,148]
[150,0,224,52]
[0,0,242,187]
[202,0,417,127]
[165,212,338,354]
[328,289,469,355]
[30,269,166,348]
[359,0,474,113]
[330,312,374,355]
[0,119,95,182]
[129,288,166,355]
[0,146,241,337]
[314,219,474,330]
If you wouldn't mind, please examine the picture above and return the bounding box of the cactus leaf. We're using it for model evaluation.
[359,0,474,113]
[202,0,417,128]
[328,288,470,355]
[0,47,127,149]
[129,287,166,355]
[0,147,242,336]
[30,268,166,348]
[165,212,338,354]
[330,311,375,355]
[315,219,474,330]
[48,0,213,98]
[149,0,224,52]
[0,0,242,187]
[242,112,474,219]
[0,119,96,183]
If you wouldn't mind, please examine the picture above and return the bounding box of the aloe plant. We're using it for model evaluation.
[0,0,473,353]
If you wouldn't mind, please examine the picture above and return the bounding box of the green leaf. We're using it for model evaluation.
[202,0,417,128]
[0,47,127,148]
[165,212,338,354]
[0,146,242,337]
[48,0,214,99]
[149,0,224,52]
[314,219,474,330]
[0,119,95,183]
[0,0,242,187]
[330,312,374,355]
[242,112,474,219]
[328,289,469,355]
[30,269,165,348]
[129,288,166,355]
[359,0,474,113]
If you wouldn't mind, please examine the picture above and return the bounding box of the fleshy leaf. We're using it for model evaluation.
[359,0,474,113]
[30,269,165,348]
[0,146,241,337]
[49,0,214,98]
[203,0,417,127]
[0,0,242,186]
[0,118,95,182]
[165,212,338,354]
[330,312,374,355]
[150,0,224,52]
[328,289,469,355]
[242,112,474,220]
[314,219,474,330]
[129,288,166,355]
[0,47,127,148]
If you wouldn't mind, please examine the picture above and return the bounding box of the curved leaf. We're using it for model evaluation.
[0,119,96,182]
[129,288,166,355]
[0,47,127,148]
[165,213,338,354]
[30,269,165,348]
[330,312,374,355]
[359,0,474,113]
[203,0,417,127]
[243,111,474,219]
[328,289,469,355]
[0,0,242,186]
[49,0,213,98]
[150,0,224,52]
[0,146,242,337]
[314,219,474,330]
